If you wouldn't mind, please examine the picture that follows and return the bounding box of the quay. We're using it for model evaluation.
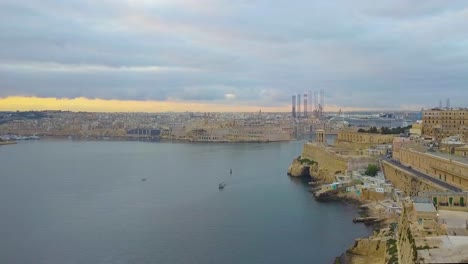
[0,141,17,145]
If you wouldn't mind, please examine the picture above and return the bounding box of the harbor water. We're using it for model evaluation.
[0,139,371,264]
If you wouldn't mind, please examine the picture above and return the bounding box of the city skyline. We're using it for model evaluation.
[1,1,468,112]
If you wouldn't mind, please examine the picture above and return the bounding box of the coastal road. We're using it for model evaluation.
[381,157,463,193]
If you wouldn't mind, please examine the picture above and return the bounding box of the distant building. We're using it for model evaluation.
[336,129,396,146]
[297,94,301,118]
[422,108,468,141]
[291,95,296,118]
[127,128,160,136]
[303,94,308,117]
[184,119,293,143]
[391,137,412,160]
[410,121,422,137]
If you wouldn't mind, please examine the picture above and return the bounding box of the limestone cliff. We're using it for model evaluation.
[382,161,445,196]
[287,156,337,183]
[312,168,335,183]
[287,159,310,177]
[341,230,388,264]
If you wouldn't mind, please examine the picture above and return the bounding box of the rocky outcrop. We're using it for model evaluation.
[314,168,335,183]
[309,162,318,175]
[287,156,338,184]
[340,229,390,264]
[287,159,310,177]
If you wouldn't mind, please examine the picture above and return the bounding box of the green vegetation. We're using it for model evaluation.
[386,238,398,264]
[365,164,379,177]
[357,125,412,135]
[380,126,411,134]
[296,156,317,166]
[358,127,379,133]
[352,179,363,185]
[405,228,418,262]
[416,245,432,250]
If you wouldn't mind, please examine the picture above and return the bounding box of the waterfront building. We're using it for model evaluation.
[183,118,293,142]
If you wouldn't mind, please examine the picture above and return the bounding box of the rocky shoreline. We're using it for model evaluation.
[288,156,396,264]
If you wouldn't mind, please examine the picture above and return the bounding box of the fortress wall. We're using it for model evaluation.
[382,161,446,196]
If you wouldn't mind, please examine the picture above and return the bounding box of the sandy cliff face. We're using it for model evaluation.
[287,157,336,184]
[313,168,335,183]
[287,159,310,177]
[342,229,390,264]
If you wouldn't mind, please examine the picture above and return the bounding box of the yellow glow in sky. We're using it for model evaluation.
[0,96,371,112]
[0,96,290,112]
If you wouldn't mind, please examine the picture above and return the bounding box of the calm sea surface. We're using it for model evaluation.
[0,139,371,264]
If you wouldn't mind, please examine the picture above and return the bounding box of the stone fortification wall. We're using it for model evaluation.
[397,204,418,264]
[334,141,386,150]
[382,161,446,196]
[399,147,468,189]
[337,131,395,145]
[301,143,348,175]
[347,158,379,171]
[361,189,385,201]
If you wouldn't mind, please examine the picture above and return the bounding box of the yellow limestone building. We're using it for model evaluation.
[422,108,468,141]
[398,144,468,190]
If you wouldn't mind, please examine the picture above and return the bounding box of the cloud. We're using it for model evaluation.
[0,0,468,110]
[0,62,202,73]
[224,93,236,100]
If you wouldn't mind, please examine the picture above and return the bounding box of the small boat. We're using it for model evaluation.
[230,169,232,174]
[219,182,226,189]
[141,178,147,182]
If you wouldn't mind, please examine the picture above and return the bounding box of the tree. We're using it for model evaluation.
[380,127,392,134]
[369,126,378,133]
[365,164,379,177]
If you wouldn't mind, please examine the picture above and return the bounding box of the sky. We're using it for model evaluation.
[1,0,468,112]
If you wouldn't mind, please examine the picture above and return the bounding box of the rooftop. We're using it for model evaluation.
[426,108,468,111]
[402,144,468,166]
[414,202,437,213]
[428,150,468,166]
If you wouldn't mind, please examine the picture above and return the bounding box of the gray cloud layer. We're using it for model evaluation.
[1,0,468,109]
